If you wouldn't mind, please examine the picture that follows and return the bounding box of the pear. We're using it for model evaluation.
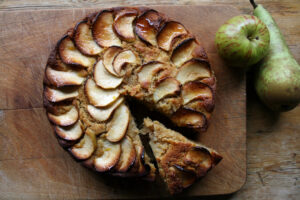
[250,0,300,111]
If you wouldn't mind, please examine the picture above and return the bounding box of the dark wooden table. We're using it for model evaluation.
[0,0,299,199]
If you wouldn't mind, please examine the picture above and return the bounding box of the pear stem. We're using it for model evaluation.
[250,0,258,9]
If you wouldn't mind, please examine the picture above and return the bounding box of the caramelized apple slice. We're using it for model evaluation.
[153,78,180,103]
[114,136,136,172]
[45,66,86,87]
[94,137,121,172]
[181,82,213,105]
[184,147,212,175]
[171,38,205,67]
[70,132,96,160]
[58,35,96,68]
[74,21,103,56]
[135,10,163,46]
[114,9,137,42]
[113,50,137,76]
[137,61,164,89]
[44,86,78,102]
[87,97,124,122]
[47,106,78,126]
[112,145,147,177]
[103,46,123,76]
[130,145,147,175]
[92,10,121,47]
[55,121,83,141]
[106,104,130,142]
[171,108,207,129]
[176,59,211,84]
[85,78,120,107]
[157,21,187,51]
[94,60,123,89]
[173,165,197,188]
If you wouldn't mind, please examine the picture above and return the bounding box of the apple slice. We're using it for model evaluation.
[87,97,124,122]
[70,132,96,160]
[94,137,121,172]
[58,35,96,68]
[45,66,86,87]
[111,145,147,177]
[137,61,165,89]
[55,121,83,141]
[171,108,207,129]
[92,10,121,47]
[47,106,78,126]
[184,147,212,175]
[103,46,123,76]
[176,59,211,85]
[153,78,180,103]
[129,145,147,175]
[106,104,130,142]
[74,21,103,56]
[135,10,162,46]
[157,21,187,51]
[114,9,137,42]
[181,81,213,105]
[94,60,123,89]
[113,50,137,76]
[171,38,206,67]
[44,86,78,103]
[85,78,120,107]
[173,165,197,189]
[114,136,136,172]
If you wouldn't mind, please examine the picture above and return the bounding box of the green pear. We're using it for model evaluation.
[251,0,300,111]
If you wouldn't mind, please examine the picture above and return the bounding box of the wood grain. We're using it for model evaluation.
[0,5,246,199]
[0,0,299,200]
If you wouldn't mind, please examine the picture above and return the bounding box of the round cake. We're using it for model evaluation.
[43,7,218,192]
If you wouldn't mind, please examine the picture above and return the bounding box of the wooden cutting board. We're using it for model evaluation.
[0,5,245,199]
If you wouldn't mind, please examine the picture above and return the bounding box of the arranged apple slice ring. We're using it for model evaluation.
[113,136,136,172]
[87,97,124,122]
[171,108,207,130]
[70,132,97,160]
[137,61,165,89]
[106,104,130,142]
[103,46,123,76]
[153,77,180,103]
[92,10,122,47]
[157,21,188,51]
[113,50,138,77]
[55,120,83,141]
[85,78,120,107]
[47,106,79,126]
[94,60,123,89]
[74,20,103,56]
[176,58,211,85]
[171,38,207,67]
[44,86,79,103]
[94,136,122,172]
[114,8,138,42]
[181,81,213,105]
[45,65,87,87]
[58,35,96,68]
[135,9,163,46]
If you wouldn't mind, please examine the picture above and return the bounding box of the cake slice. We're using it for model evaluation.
[142,118,222,194]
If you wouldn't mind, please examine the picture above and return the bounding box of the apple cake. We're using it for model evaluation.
[43,7,220,194]
[141,118,222,194]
